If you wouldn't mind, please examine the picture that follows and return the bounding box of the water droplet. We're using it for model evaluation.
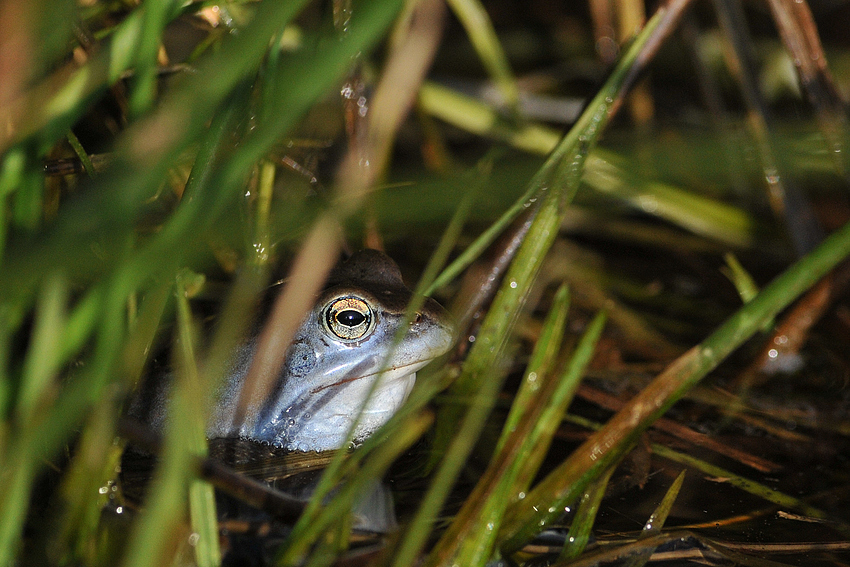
[288,418,296,425]
[517,492,526,500]
[188,533,200,546]
[638,195,658,213]
[509,280,518,289]
[98,486,108,495]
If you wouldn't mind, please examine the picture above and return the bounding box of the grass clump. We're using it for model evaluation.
[3,1,850,566]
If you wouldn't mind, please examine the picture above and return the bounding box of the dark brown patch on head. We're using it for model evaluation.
[325,250,407,292]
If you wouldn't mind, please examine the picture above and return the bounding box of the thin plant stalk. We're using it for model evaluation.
[559,465,617,561]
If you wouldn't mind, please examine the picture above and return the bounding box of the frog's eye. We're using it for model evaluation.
[324,297,373,340]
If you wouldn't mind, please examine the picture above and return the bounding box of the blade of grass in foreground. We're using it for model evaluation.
[559,465,617,562]
[425,297,606,567]
[392,165,569,567]
[423,286,571,567]
[499,216,850,553]
[623,469,687,567]
[397,7,677,565]
[122,272,219,567]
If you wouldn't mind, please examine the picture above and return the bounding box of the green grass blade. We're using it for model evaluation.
[723,252,760,303]
[393,169,568,567]
[127,0,183,116]
[623,469,687,567]
[407,8,670,564]
[559,465,616,561]
[65,130,96,177]
[643,469,686,535]
[17,273,68,422]
[496,284,571,454]
[52,398,126,565]
[444,0,519,112]
[122,272,220,567]
[423,285,570,567]
[510,310,607,496]
[422,151,496,296]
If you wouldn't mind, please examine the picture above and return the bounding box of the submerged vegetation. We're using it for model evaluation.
[1,0,850,565]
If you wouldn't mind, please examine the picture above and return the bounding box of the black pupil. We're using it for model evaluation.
[337,309,366,327]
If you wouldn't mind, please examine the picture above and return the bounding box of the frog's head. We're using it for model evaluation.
[220,250,456,451]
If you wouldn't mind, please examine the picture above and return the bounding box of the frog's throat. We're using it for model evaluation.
[308,357,431,394]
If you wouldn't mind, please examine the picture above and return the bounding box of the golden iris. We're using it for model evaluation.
[325,296,373,340]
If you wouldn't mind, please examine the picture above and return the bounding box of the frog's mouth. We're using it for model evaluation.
[308,358,429,395]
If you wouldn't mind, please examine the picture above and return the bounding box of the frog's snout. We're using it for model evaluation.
[413,299,457,358]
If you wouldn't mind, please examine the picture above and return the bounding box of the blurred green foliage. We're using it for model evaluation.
[2,0,850,566]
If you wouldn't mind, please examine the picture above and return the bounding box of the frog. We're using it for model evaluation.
[133,249,456,453]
